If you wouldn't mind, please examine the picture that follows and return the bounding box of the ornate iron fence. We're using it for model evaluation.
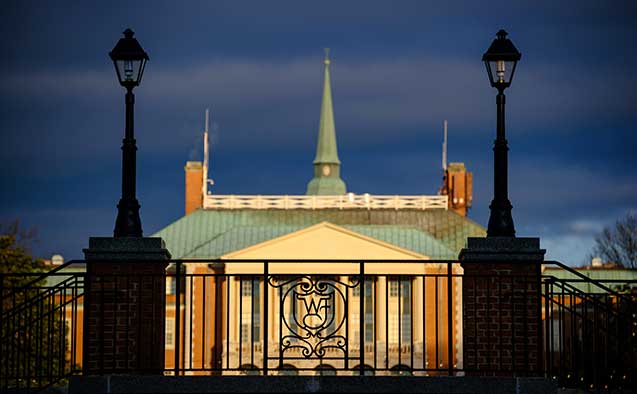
[165,260,462,377]
[1,259,635,392]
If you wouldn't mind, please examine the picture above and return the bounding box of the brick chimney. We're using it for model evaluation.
[185,161,203,214]
[440,162,473,216]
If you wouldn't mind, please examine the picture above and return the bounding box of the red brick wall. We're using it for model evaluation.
[83,262,167,374]
[461,263,541,375]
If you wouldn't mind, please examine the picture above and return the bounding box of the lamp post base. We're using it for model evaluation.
[487,199,515,237]
[114,197,143,238]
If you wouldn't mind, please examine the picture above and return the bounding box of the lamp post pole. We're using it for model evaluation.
[109,28,148,238]
[114,87,142,237]
[487,88,514,237]
[482,29,521,238]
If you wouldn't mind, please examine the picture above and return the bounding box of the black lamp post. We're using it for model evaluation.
[109,29,149,237]
[483,29,521,237]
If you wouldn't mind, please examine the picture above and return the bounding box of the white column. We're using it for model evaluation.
[413,276,425,371]
[376,276,387,370]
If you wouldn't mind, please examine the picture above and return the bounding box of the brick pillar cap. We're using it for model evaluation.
[459,237,545,263]
[83,237,172,261]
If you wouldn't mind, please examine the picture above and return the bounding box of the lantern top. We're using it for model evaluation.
[482,30,521,62]
[109,29,149,62]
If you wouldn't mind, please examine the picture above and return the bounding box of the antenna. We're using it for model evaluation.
[203,108,210,196]
[442,120,448,171]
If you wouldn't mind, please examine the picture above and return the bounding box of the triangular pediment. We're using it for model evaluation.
[222,221,429,260]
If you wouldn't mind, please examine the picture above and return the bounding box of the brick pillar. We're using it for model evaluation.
[459,237,545,376]
[83,237,171,375]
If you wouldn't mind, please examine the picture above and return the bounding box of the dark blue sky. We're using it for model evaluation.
[1,1,635,264]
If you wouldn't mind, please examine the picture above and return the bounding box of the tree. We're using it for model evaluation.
[1,228,66,390]
[591,212,637,269]
[0,220,46,310]
[0,219,39,253]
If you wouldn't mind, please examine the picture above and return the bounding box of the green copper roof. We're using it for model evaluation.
[543,266,637,294]
[152,208,485,260]
[313,53,340,165]
[345,225,455,259]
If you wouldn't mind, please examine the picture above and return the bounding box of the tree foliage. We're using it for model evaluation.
[0,219,39,252]
[1,226,67,390]
[0,220,47,306]
[592,212,637,269]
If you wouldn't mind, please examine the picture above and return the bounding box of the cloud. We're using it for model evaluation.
[2,70,115,100]
[3,53,634,154]
[0,207,116,259]
[542,233,595,266]
[508,163,637,215]
[568,219,608,235]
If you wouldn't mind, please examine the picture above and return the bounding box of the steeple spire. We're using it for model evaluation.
[306,49,347,195]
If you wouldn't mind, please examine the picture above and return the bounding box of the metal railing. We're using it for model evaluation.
[166,260,462,377]
[541,261,637,390]
[1,266,84,392]
[1,259,635,392]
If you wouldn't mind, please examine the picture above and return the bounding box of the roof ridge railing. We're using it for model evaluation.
[203,194,448,210]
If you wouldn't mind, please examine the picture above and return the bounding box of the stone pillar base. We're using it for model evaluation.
[459,237,545,376]
[83,237,171,375]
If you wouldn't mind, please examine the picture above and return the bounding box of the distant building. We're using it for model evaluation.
[44,256,86,365]
[152,52,485,374]
[50,52,484,375]
[542,258,637,294]
[541,258,637,365]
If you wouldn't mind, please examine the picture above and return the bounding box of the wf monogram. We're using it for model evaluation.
[271,276,357,359]
[297,294,333,330]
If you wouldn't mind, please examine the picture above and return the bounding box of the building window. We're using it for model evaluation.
[351,312,360,342]
[241,323,251,342]
[352,280,361,297]
[350,279,374,344]
[240,278,261,342]
[388,278,412,343]
[165,317,175,349]
[281,281,297,334]
[166,277,176,295]
[551,320,562,352]
[401,283,412,343]
[390,280,399,297]
[241,280,253,296]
